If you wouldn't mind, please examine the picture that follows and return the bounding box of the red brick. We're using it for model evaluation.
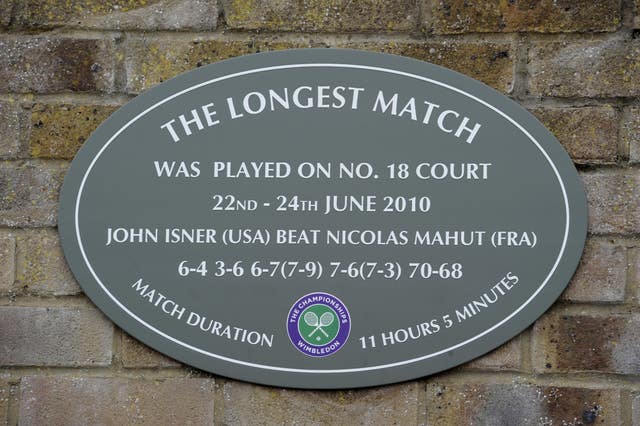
[0,306,113,367]
[223,380,422,424]
[582,171,640,234]
[530,107,619,164]
[427,381,621,425]
[15,229,81,296]
[561,238,627,303]
[528,40,640,98]
[0,37,115,94]
[0,161,67,227]
[223,0,417,32]
[12,0,217,31]
[533,311,640,374]
[426,0,621,34]
[19,377,215,425]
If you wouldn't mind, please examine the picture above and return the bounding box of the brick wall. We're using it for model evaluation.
[0,0,639,424]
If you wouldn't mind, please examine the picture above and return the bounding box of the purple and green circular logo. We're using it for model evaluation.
[287,292,351,357]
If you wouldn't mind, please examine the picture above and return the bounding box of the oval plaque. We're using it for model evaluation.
[59,49,587,389]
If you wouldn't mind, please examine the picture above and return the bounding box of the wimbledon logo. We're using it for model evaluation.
[287,292,351,357]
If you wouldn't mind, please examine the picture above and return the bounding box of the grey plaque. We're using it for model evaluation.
[59,49,588,389]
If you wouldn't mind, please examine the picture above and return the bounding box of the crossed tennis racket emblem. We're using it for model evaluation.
[304,310,335,339]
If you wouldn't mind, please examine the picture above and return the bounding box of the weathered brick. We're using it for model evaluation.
[426,382,621,425]
[561,238,627,303]
[125,37,514,94]
[530,107,619,164]
[0,380,9,425]
[459,335,521,371]
[426,0,621,34]
[582,171,640,234]
[15,229,80,296]
[622,107,640,164]
[223,0,416,32]
[0,161,67,227]
[19,377,215,425]
[0,306,113,366]
[223,380,421,425]
[340,41,514,93]
[0,0,11,28]
[533,311,640,374]
[0,102,22,159]
[528,40,640,98]
[121,331,180,368]
[0,235,15,294]
[0,37,115,94]
[631,247,640,305]
[12,0,217,31]
[125,37,314,92]
[634,393,640,426]
[29,104,118,159]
